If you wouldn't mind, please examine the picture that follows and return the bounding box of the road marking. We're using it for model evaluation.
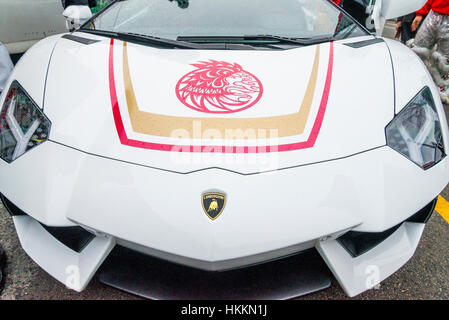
[435,195,449,224]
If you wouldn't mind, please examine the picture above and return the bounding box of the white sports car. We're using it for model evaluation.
[0,0,448,299]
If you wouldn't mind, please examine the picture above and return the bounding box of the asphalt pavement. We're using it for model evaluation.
[0,21,448,300]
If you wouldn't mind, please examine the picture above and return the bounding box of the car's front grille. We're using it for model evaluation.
[98,246,332,300]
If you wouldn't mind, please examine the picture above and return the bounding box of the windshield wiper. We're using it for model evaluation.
[177,35,335,46]
[246,35,335,45]
[80,29,231,49]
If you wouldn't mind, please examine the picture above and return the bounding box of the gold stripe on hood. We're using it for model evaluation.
[123,42,320,138]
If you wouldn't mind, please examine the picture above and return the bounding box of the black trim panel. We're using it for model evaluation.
[1,194,94,252]
[406,198,438,224]
[344,38,384,48]
[62,34,101,45]
[41,224,95,253]
[337,225,401,258]
[0,194,27,216]
[99,247,331,300]
[338,198,438,258]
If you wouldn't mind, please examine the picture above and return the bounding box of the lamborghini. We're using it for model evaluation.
[0,0,447,299]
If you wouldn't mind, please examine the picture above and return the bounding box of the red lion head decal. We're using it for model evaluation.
[175,60,263,114]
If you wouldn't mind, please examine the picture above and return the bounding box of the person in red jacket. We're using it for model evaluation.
[408,0,449,103]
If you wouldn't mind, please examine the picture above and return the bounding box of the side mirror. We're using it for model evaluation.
[63,5,93,32]
[380,0,427,19]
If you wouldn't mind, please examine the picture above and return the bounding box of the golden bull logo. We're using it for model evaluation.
[202,192,226,220]
[208,200,219,213]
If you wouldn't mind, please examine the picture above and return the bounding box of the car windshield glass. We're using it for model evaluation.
[82,0,368,43]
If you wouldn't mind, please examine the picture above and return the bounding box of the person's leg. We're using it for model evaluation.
[408,11,438,60]
[401,21,416,44]
[433,14,449,75]
[408,11,449,103]
[430,13,449,103]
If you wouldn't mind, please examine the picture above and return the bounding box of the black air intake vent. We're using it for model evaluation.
[40,225,95,253]
[337,225,401,258]
[1,194,27,216]
[406,198,437,224]
[1,194,94,253]
[338,198,438,258]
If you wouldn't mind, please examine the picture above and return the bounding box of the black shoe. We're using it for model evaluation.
[0,246,5,293]
[0,246,5,268]
[0,270,3,292]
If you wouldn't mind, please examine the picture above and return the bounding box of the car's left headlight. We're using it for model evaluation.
[386,87,445,170]
[0,81,51,163]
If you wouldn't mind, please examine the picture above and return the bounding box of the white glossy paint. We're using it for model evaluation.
[13,215,115,292]
[0,0,67,54]
[372,0,426,36]
[63,5,93,31]
[42,34,395,174]
[1,34,63,108]
[384,38,449,156]
[381,0,427,19]
[1,10,449,296]
[0,141,447,262]
[317,222,425,297]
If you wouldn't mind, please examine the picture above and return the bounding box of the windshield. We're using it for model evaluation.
[82,0,367,43]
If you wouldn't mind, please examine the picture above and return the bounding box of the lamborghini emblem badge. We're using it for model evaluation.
[202,192,226,220]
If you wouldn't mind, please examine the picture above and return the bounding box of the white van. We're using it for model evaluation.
[0,0,67,54]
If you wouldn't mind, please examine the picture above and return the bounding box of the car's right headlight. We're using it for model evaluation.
[386,87,445,170]
[0,81,51,163]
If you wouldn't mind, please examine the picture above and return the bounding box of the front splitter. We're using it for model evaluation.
[98,246,331,300]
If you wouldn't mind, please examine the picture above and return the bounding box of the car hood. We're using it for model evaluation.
[44,33,394,174]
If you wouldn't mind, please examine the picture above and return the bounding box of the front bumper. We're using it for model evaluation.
[0,141,448,297]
